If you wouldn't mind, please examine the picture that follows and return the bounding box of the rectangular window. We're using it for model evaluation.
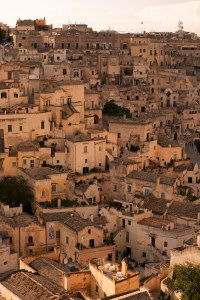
[30,160,34,168]
[14,93,18,98]
[128,185,132,193]
[126,232,129,243]
[84,146,87,153]
[20,126,22,131]
[42,191,46,197]
[12,162,16,167]
[10,237,12,244]
[96,285,99,294]
[66,236,69,244]
[85,159,87,163]
[56,231,60,239]
[23,159,26,165]
[188,177,192,183]
[28,236,33,243]
[142,252,146,257]
[63,69,67,75]
[57,160,59,164]
[114,185,117,192]
[68,43,71,49]
[41,121,45,129]
[52,184,56,192]
[76,43,79,49]
[8,125,12,132]
[128,220,131,225]
[117,133,121,138]
[164,241,168,247]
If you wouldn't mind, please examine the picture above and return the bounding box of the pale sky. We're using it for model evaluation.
[2,0,200,34]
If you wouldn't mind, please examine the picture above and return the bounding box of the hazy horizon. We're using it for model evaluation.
[2,0,200,34]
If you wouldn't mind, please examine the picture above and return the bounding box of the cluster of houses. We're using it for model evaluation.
[1,18,200,299]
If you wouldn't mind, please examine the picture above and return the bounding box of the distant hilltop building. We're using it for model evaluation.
[16,18,52,31]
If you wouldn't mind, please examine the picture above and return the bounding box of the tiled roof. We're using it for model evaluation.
[93,216,108,226]
[42,211,80,222]
[1,271,70,299]
[140,197,171,215]
[127,171,157,183]
[173,163,194,172]
[160,176,177,186]
[0,213,40,228]
[167,201,200,220]
[61,215,101,232]
[127,171,176,186]
[21,167,67,180]
[30,257,70,286]
[138,217,171,229]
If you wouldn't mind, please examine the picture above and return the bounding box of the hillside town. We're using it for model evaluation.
[1,18,200,299]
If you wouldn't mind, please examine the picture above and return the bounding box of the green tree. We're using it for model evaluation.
[167,264,200,300]
[0,176,34,214]
[0,28,6,43]
[103,101,132,118]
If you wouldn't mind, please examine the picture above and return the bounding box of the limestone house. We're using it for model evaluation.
[140,196,200,227]
[1,141,52,176]
[0,234,18,278]
[59,212,115,265]
[89,259,140,299]
[0,107,51,149]
[43,61,71,81]
[36,81,86,135]
[0,82,28,109]
[125,170,178,200]
[134,217,194,263]
[84,90,102,129]
[65,135,107,174]
[16,19,35,31]
[109,119,155,148]
[18,167,68,203]
[109,158,142,201]
[0,213,46,256]
[88,129,119,159]
[75,182,101,204]
[40,211,78,252]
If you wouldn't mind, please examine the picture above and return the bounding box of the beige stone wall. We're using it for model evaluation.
[64,271,91,296]
[19,224,46,256]
[170,246,200,268]
[115,274,140,294]
[90,263,115,298]
[84,184,100,203]
[0,111,51,149]
[66,139,106,174]
[0,244,18,274]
